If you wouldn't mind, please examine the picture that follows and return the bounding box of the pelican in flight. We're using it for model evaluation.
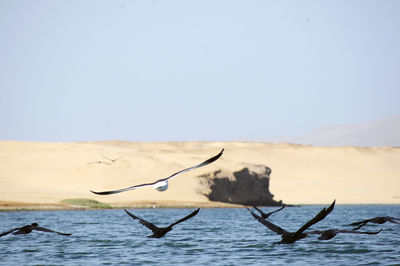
[247,200,335,244]
[0,223,71,237]
[124,208,200,238]
[90,149,224,195]
[251,205,285,219]
[347,216,400,230]
[307,228,382,240]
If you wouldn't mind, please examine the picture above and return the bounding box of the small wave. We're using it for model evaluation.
[22,249,40,253]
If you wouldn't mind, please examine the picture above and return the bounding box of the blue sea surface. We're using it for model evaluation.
[1,205,399,265]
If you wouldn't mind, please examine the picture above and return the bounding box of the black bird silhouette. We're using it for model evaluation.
[87,160,111,165]
[124,208,200,238]
[90,149,223,195]
[252,205,285,219]
[102,156,122,163]
[348,216,400,230]
[0,223,71,237]
[307,228,382,240]
[247,200,335,244]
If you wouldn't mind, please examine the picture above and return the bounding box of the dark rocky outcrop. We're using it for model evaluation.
[198,164,283,206]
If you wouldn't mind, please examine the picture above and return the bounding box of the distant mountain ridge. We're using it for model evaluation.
[272,115,400,147]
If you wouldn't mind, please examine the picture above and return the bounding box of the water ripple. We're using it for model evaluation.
[0,206,399,265]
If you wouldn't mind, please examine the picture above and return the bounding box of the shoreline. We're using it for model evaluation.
[1,200,399,212]
[0,200,246,212]
[1,141,399,206]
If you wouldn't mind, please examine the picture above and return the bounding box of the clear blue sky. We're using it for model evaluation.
[1,0,399,142]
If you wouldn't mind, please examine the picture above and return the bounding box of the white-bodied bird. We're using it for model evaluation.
[90,149,224,195]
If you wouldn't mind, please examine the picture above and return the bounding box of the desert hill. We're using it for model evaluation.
[0,141,399,209]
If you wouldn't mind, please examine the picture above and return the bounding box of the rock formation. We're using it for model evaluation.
[198,164,283,206]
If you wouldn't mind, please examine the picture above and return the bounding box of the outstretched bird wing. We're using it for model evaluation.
[253,206,285,219]
[0,227,20,237]
[102,156,122,162]
[347,218,374,226]
[247,208,288,235]
[90,181,157,195]
[350,222,369,230]
[90,149,224,195]
[292,200,336,239]
[34,226,72,236]
[169,208,200,227]
[87,161,112,165]
[347,217,375,230]
[388,217,400,224]
[124,209,159,233]
[307,229,381,235]
[335,229,382,235]
[157,149,224,183]
[349,217,400,230]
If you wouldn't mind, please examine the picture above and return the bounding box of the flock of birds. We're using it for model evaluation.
[87,156,123,166]
[247,201,397,244]
[1,148,399,244]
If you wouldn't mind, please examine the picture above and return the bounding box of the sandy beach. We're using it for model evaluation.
[0,141,399,209]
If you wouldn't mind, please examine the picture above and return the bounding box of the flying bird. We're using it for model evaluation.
[90,149,224,195]
[347,216,400,230]
[124,208,200,238]
[306,228,382,240]
[247,200,335,244]
[87,161,112,165]
[0,223,71,237]
[252,205,285,219]
[102,156,122,163]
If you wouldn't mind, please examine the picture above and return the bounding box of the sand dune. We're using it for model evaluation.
[0,141,399,209]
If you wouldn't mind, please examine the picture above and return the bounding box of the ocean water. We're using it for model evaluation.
[0,205,399,265]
